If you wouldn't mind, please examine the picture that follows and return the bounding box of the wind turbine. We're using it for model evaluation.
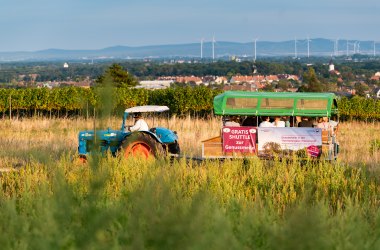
[353,41,360,54]
[307,36,311,58]
[294,37,298,59]
[253,38,258,62]
[212,35,215,62]
[333,38,339,56]
[329,39,335,56]
[356,41,360,54]
[200,38,204,59]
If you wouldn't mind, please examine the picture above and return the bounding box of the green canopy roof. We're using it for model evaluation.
[213,91,338,117]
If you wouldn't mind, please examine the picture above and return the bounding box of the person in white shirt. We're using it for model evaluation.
[272,116,286,127]
[316,117,329,130]
[329,119,339,134]
[316,116,339,134]
[224,116,240,127]
[259,116,275,127]
[129,112,149,132]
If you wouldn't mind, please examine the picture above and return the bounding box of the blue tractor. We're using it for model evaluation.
[78,106,180,161]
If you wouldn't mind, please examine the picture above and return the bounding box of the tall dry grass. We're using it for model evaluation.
[0,117,379,168]
[338,121,380,169]
[0,149,379,249]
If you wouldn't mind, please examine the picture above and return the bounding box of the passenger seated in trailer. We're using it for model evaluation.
[316,117,329,130]
[259,116,274,127]
[329,115,339,134]
[272,116,286,127]
[317,116,339,134]
[282,116,291,127]
[242,116,258,127]
[287,116,296,127]
[224,115,240,127]
[298,116,314,127]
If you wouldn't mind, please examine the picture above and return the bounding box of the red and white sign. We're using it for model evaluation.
[222,126,256,153]
[307,145,320,157]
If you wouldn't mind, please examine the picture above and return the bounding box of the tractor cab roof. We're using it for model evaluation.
[124,105,169,113]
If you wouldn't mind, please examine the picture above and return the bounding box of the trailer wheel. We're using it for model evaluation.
[120,133,165,159]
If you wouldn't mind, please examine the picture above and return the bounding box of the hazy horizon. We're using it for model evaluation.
[1,0,379,52]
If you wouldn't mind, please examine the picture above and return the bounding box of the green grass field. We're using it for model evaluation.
[0,118,380,249]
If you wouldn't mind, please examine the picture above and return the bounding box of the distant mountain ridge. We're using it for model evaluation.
[0,38,377,62]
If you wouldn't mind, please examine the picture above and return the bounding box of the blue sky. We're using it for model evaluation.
[0,0,379,52]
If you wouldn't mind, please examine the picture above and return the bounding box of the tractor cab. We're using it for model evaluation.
[121,105,180,148]
[202,91,339,160]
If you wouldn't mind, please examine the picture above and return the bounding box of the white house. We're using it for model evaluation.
[373,88,380,98]
[138,80,173,89]
[328,59,335,72]
[214,76,228,84]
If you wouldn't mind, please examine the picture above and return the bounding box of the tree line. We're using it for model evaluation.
[3,59,380,84]
[0,86,379,120]
[0,86,221,119]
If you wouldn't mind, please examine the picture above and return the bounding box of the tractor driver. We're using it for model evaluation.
[129,112,149,132]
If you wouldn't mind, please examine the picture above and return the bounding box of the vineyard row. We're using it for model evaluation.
[0,87,379,120]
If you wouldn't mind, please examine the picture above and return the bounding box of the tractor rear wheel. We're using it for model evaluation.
[119,133,165,159]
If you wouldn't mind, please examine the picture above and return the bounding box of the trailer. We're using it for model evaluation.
[201,91,339,161]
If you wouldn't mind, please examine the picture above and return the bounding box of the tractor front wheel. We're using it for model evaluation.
[119,133,165,159]
[168,141,181,154]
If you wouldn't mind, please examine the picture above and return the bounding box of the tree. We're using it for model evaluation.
[276,79,291,91]
[302,67,323,92]
[262,83,275,92]
[95,64,138,88]
[354,82,369,97]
